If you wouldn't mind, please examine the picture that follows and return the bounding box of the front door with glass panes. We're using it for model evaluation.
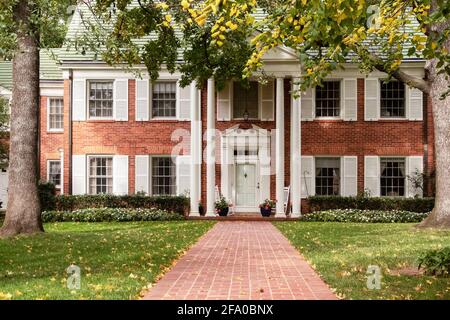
[235,163,257,210]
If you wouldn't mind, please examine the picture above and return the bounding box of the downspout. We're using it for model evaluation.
[69,69,73,194]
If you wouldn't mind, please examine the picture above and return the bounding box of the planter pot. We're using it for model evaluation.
[260,207,272,217]
[217,208,229,217]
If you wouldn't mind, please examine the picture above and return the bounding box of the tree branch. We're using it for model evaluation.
[356,44,431,93]
[369,53,430,93]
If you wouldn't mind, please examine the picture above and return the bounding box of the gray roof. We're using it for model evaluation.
[0,49,63,89]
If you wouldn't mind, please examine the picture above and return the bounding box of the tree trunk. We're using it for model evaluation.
[0,0,43,237]
[418,5,450,228]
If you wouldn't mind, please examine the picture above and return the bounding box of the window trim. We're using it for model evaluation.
[150,80,178,120]
[47,97,64,132]
[314,156,341,196]
[314,79,343,120]
[380,80,407,120]
[87,80,115,120]
[87,155,114,195]
[379,156,407,198]
[232,80,260,121]
[47,160,62,189]
[149,155,177,196]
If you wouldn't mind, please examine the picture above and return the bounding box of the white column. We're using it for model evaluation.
[190,80,200,216]
[275,78,285,216]
[206,79,216,216]
[291,79,301,217]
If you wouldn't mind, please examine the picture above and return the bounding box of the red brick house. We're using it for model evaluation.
[0,4,434,216]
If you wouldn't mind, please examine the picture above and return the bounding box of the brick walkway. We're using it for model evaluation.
[143,222,337,300]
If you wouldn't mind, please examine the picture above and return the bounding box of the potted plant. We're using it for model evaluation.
[215,197,231,217]
[259,199,276,217]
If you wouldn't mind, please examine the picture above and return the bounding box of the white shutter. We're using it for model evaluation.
[72,155,86,195]
[341,156,358,196]
[72,79,86,121]
[217,81,232,121]
[301,156,315,198]
[407,156,424,198]
[177,81,191,121]
[301,87,315,121]
[135,79,149,121]
[114,79,128,121]
[342,79,357,121]
[365,78,380,121]
[259,80,274,121]
[364,156,380,197]
[407,86,423,121]
[135,155,149,194]
[177,155,191,195]
[113,155,129,195]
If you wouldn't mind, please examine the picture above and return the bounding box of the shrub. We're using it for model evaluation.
[418,248,450,276]
[302,209,429,223]
[307,196,434,213]
[39,194,190,216]
[41,207,184,223]
[38,181,57,211]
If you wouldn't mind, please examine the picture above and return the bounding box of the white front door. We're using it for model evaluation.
[235,164,257,210]
[0,169,8,210]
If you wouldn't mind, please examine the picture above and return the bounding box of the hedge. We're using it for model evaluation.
[302,209,429,223]
[307,196,434,213]
[41,208,184,223]
[39,183,190,215]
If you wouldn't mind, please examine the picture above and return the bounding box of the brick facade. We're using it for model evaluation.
[39,76,435,211]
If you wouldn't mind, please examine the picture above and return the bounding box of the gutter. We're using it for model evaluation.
[69,69,73,194]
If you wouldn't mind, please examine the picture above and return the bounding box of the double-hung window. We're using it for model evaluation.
[233,81,259,119]
[48,98,64,131]
[380,81,405,118]
[315,81,341,118]
[380,157,406,197]
[47,160,62,188]
[88,81,114,119]
[152,82,177,118]
[88,156,113,195]
[315,158,341,196]
[151,157,176,196]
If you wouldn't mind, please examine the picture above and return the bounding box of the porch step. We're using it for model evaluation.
[187,213,300,221]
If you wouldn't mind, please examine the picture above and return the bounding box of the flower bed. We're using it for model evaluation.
[301,209,429,223]
[41,207,184,223]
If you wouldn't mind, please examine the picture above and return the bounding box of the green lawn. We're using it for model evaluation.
[0,221,214,300]
[274,222,450,300]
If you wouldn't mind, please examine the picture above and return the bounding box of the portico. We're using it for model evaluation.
[189,46,302,218]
